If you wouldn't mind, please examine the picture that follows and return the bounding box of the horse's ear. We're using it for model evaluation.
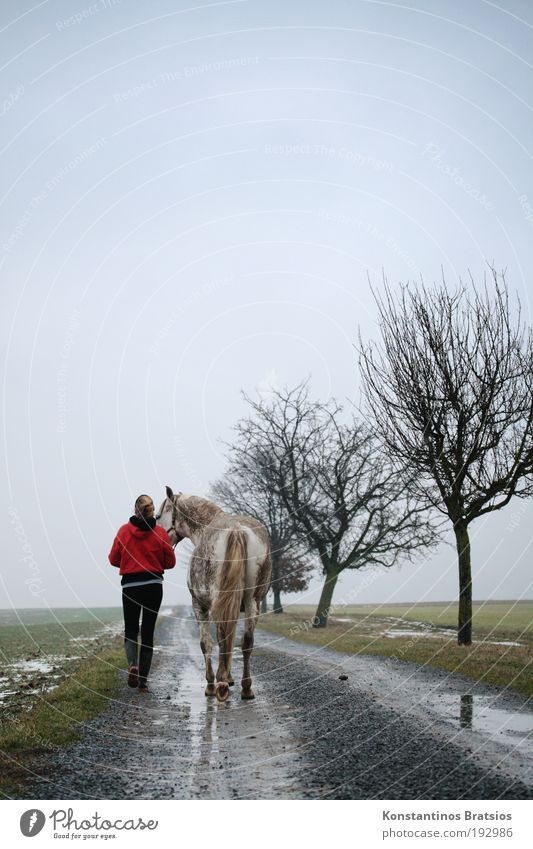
[166,485,174,499]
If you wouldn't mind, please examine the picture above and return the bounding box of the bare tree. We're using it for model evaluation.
[272,555,315,612]
[230,382,437,627]
[359,269,533,645]
[210,456,314,613]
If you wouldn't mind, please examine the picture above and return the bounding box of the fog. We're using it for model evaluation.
[1,0,532,612]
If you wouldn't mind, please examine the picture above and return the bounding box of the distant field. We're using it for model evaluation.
[0,607,122,628]
[257,601,533,697]
[0,607,123,655]
[278,601,533,640]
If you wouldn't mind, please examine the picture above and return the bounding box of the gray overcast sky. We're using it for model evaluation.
[1,0,532,611]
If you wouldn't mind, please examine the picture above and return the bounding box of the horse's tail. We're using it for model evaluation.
[212,528,247,634]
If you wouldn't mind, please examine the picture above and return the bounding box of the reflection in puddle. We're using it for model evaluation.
[441,694,533,742]
[460,694,473,728]
[176,657,225,798]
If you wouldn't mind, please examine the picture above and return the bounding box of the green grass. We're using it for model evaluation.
[257,601,533,698]
[0,639,126,796]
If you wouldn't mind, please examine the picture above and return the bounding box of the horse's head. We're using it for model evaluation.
[155,485,187,543]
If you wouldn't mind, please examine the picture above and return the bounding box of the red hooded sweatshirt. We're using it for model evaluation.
[108,518,176,584]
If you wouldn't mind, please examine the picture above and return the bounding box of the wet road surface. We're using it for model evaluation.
[17,607,533,800]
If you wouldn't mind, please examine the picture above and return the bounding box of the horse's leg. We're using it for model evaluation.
[215,622,231,702]
[226,631,235,687]
[241,593,259,700]
[228,597,245,685]
[192,599,216,696]
[224,596,241,689]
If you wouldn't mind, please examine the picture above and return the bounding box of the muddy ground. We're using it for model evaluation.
[14,607,533,800]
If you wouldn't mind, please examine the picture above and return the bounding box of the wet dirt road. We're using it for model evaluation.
[19,607,533,800]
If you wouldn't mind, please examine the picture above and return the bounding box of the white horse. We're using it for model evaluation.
[156,487,271,702]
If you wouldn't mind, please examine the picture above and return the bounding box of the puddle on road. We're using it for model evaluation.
[175,656,225,796]
[430,693,533,743]
[174,618,302,799]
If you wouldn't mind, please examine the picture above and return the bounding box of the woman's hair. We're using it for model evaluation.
[134,494,153,518]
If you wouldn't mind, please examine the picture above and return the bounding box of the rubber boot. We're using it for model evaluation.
[124,637,138,668]
[138,645,153,689]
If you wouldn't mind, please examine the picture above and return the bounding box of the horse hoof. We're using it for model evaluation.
[216,682,230,702]
[205,684,216,697]
[241,689,255,700]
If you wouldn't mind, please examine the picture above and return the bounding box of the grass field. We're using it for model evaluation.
[257,600,533,697]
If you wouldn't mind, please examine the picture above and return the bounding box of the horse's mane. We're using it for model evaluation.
[178,494,223,533]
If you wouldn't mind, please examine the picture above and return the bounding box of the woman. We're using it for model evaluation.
[108,494,176,692]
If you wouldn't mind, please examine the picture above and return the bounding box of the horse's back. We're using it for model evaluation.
[233,515,271,599]
[204,512,268,548]
[203,512,271,600]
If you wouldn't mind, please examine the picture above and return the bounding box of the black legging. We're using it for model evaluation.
[122,583,163,685]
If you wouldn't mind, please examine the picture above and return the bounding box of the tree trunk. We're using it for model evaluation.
[454,521,472,645]
[270,555,283,614]
[312,568,340,628]
[261,596,267,614]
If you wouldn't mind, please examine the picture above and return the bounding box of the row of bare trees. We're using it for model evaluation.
[211,269,533,644]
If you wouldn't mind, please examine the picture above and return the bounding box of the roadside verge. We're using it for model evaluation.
[257,611,533,698]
